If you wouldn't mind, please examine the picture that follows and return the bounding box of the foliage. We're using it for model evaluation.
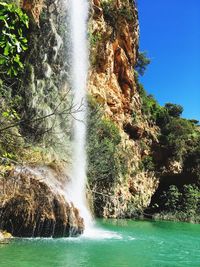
[141,155,155,172]
[87,97,123,188]
[138,83,161,122]
[164,103,183,118]
[136,62,200,221]
[159,117,197,160]
[189,119,199,125]
[101,0,114,21]
[161,185,182,212]
[89,31,102,47]
[183,140,200,185]
[101,0,134,26]
[0,82,24,160]
[158,184,200,220]
[135,51,151,76]
[0,2,29,77]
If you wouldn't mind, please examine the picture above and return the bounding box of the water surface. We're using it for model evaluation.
[1,219,200,267]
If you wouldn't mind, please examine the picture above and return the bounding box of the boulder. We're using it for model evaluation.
[0,166,84,237]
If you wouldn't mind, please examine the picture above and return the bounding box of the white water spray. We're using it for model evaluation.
[64,0,123,240]
[67,0,92,229]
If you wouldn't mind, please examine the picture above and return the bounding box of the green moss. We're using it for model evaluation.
[89,31,102,47]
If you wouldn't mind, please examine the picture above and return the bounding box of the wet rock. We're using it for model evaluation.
[20,0,71,157]
[0,230,12,244]
[0,231,3,240]
[0,167,84,237]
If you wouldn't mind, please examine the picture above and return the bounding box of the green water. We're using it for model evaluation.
[0,220,200,267]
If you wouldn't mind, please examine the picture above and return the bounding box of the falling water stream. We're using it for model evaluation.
[66,0,121,239]
[66,0,93,230]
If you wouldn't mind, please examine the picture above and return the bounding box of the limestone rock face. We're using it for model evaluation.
[3,0,160,223]
[89,0,139,126]
[88,0,159,218]
[0,167,84,237]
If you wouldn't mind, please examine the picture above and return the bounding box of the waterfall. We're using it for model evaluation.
[66,0,92,230]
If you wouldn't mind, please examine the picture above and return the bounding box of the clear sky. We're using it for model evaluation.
[137,0,200,121]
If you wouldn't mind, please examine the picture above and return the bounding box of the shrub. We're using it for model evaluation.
[0,2,29,77]
[138,83,161,122]
[141,155,155,172]
[89,31,102,47]
[155,106,170,127]
[164,103,183,118]
[182,184,200,215]
[189,119,199,125]
[102,0,134,26]
[159,118,195,160]
[163,185,182,212]
[183,141,200,185]
[0,81,24,160]
[135,51,151,76]
[87,97,121,187]
[158,184,200,219]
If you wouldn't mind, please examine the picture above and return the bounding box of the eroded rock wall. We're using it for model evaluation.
[0,0,160,232]
[21,0,72,159]
[88,0,159,218]
[0,166,84,237]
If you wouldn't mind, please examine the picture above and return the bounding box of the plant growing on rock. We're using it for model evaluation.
[87,98,121,187]
[159,117,196,160]
[135,51,150,76]
[137,83,161,122]
[164,103,183,118]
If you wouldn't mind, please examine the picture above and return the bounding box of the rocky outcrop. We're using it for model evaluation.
[16,0,159,221]
[88,0,159,218]
[3,0,81,236]
[0,0,161,235]
[0,230,12,244]
[0,166,84,237]
[89,0,139,125]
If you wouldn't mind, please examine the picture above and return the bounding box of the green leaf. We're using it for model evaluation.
[0,2,29,77]
[3,42,10,56]
[0,56,6,65]
[2,111,9,118]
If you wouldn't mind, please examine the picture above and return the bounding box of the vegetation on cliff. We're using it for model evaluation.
[0,0,84,237]
[89,0,200,220]
[135,58,200,222]
[0,2,28,163]
[0,0,199,231]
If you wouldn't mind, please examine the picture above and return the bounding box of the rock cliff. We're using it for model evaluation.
[87,0,159,218]
[0,0,84,237]
[0,0,160,228]
[1,0,198,233]
[0,0,159,235]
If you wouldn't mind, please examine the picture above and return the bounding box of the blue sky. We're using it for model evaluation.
[137,0,200,121]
